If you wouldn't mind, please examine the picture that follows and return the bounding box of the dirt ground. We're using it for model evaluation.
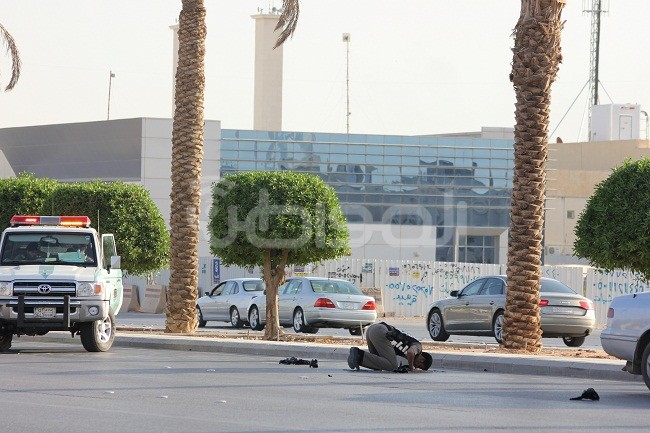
[119,327,615,360]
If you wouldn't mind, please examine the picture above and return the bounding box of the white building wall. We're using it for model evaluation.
[252,13,283,131]
[140,118,221,257]
[348,223,437,260]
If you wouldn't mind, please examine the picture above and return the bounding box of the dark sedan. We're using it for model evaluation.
[426,276,595,347]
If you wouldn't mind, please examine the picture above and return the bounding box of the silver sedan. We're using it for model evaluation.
[247,277,377,335]
[196,278,265,328]
[426,276,596,347]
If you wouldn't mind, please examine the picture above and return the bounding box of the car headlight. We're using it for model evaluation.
[0,281,12,296]
[78,282,104,296]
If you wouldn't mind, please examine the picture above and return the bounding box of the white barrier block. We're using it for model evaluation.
[119,284,140,313]
[140,284,167,314]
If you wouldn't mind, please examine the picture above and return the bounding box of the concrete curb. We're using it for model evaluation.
[15,329,641,384]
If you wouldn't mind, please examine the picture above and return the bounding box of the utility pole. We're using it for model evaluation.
[342,33,350,134]
[107,71,115,120]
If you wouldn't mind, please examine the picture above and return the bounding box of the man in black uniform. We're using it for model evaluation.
[347,322,433,372]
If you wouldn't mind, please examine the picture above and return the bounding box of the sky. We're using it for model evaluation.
[1,1,649,143]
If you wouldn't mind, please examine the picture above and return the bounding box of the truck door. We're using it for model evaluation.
[101,234,123,314]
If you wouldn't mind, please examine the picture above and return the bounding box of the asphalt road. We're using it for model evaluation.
[1,343,646,433]
[118,312,604,349]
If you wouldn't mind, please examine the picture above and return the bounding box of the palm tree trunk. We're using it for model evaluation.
[166,0,206,334]
[504,0,565,351]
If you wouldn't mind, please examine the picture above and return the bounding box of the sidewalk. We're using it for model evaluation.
[17,327,641,384]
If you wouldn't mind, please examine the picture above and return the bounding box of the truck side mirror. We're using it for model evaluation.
[110,255,121,271]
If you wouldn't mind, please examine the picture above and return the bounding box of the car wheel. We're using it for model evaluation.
[642,343,650,392]
[80,310,116,352]
[562,336,585,347]
[230,307,243,328]
[197,306,207,328]
[0,333,12,352]
[293,308,306,333]
[349,326,366,336]
[293,308,317,334]
[248,306,264,331]
[428,309,450,341]
[493,311,504,344]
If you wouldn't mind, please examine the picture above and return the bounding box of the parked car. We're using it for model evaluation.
[426,276,595,346]
[196,278,265,328]
[601,292,650,391]
[247,277,377,334]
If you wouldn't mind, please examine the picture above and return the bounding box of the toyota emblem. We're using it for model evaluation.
[37,284,52,294]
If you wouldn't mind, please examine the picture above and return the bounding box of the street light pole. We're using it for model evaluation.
[342,33,350,134]
[107,71,115,120]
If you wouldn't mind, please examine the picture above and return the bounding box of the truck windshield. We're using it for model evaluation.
[0,232,97,266]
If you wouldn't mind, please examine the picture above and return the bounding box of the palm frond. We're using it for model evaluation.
[274,0,300,49]
[0,22,21,91]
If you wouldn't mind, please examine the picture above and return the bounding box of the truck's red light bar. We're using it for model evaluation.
[10,215,91,228]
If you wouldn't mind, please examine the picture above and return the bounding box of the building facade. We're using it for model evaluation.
[2,118,648,265]
[220,129,514,263]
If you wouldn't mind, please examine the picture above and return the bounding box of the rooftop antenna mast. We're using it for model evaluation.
[584,0,608,140]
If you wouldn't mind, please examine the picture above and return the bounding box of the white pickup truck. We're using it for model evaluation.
[0,215,123,352]
[600,291,650,391]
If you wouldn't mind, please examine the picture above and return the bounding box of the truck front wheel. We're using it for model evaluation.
[80,310,116,352]
[0,333,12,352]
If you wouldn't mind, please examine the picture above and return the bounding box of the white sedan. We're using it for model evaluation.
[196,278,265,328]
[601,291,650,391]
[247,277,377,335]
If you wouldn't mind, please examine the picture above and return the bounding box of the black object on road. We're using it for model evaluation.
[570,388,600,401]
[279,357,318,368]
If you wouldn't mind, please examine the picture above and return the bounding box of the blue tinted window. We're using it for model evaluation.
[383,146,402,156]
[221,149,237,159]
[221,140,238,150]
[331,144,347,154]
[314,143,330,153]
[403,146,420,156]
[401,136,421,145]
[239,160,255,170]
[366,135,383,144]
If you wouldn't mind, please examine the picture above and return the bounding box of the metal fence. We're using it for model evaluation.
[124,257,647,327]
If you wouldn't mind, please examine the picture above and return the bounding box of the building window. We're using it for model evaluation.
[457,235,496,264]
[566,210,575,219]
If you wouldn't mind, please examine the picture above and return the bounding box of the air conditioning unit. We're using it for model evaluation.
[546,246,557,255]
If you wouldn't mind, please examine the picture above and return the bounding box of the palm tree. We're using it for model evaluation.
[165,0,207,333]
[0,22,21,91]
[274,0,300,48]
[503,0,566,352]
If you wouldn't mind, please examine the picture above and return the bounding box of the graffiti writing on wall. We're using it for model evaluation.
[329,265,362,284]
[401,263,432,283]
[590,269,648,304]
[385,282,434,306]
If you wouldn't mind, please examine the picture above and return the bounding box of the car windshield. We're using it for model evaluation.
[243,280,265,292]
[309,280,363,295]
[540,279,576,294]
[0,232,97,266]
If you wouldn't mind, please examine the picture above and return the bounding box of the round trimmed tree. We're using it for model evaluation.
[574,158,650,280]
[208,171,350,340]
[0,174,169,276]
